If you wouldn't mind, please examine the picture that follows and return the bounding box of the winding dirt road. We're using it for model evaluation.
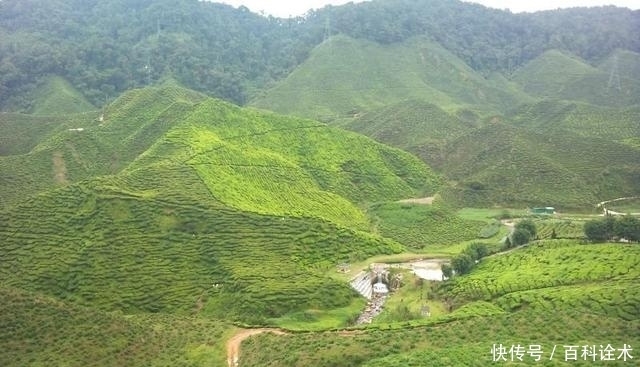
[226,328,362,366]
[226,328,287,367]
[396,196,435,205]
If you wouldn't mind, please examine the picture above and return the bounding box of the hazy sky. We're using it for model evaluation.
[216,0,639,17]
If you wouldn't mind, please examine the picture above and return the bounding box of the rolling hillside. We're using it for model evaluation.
[436,122,640,209]
[512,49,640,106]
[0,84,442,326]
[250,35,532,122]
[0,83,207,208]
[507,99,640,147]
[0,286,231,366]
[29,76,96,115]
[341,99,477,168]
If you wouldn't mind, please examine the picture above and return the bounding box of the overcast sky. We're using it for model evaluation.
[216,0,639,18]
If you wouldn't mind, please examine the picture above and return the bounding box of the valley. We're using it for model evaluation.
[1,0,639,366]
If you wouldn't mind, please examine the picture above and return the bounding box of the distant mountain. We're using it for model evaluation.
[512,49,640,106]
[0,0,638,111]
[251,35,532,120]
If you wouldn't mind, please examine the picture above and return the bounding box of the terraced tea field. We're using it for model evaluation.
[238,240,640,366]
[369,202,486,249]
[536,219,586,239]
[0,180,405,323]
[0,286,231,366]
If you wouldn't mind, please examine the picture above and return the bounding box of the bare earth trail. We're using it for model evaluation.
[396,196,435,205]
[597,196,640,216]
[226,328,361,366]
[227,328,287,367]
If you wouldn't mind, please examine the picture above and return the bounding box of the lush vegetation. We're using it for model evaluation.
[444,240,639,303]
[537,219,586,239]
[0,286,231,366]
[2,1,639,365]
[1,0,638,111]
[584,215,640,242]
[368,201,486,250]
[436,123,640,209]
[449,242,491,275]
[512,49,640,107]
[0,84,444,328]
[251,35,531,120]
[239,239,640,366]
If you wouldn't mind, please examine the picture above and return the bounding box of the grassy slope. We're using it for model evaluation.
[341,99,477,168]
[0,286,231,367]
[0,179,403,323]
[369,201,486,250]
[250,35,531,121]
[0,84,443,325]
[29,76,96,115]
[240,240,640,366]
[512,49,640,107]
[0,84,207,208]
[507,99,640,147]
[437,122,640,209]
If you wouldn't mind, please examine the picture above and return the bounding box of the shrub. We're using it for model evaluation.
[515,219,537,239]
[511,228,532,246]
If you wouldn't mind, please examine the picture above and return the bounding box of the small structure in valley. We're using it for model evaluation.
[531,207,555,215]
[372,265,389,294]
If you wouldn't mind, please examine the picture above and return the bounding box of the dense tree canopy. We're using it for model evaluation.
[0,0,638,110]
[585,215,640,243]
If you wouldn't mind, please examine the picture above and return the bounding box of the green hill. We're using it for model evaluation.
[0,84,207,208]
[29,76,96,115]
[512,49,640,106]
[0,84,442,324]
[341,99,476,166]
[251,35,532,122]
[507,99,640,147]
[0,286,231,366]
[0,180,403,323]
[436,123,640,209]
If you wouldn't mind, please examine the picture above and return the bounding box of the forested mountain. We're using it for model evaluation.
[0,0,638,111]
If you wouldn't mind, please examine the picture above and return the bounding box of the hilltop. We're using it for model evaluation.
[512,48,640,106]
[1,0,638,111]
[251,35,532,121]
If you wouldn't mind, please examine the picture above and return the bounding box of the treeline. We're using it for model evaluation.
[584,215,640,243]
[443,220,537,278]
[0,0,317,109]
[307,0,640,72]
[0,0,638,110]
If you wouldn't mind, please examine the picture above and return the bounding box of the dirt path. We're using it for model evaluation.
[226,328,287,367]
[52,151,68,185]
[396,196,435,205]
[597,197,640,216]
[226,328,362,366]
